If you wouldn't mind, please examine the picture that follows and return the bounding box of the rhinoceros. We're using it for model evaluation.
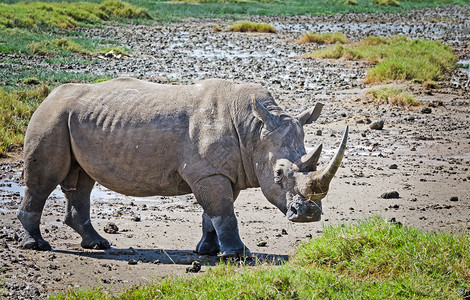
[18,77,348,256]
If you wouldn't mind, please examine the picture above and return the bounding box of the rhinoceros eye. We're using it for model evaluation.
[274,169,283,184]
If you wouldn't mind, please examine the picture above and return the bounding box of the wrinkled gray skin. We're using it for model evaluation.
[18,78,348,257]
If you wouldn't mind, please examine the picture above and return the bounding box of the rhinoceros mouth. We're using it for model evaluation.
[286,196,322,222]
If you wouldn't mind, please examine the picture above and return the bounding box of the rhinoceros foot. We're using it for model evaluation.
[21,235,52,251]
[196,240,220,256]
[80,236,111,250]
[218,247,252,259]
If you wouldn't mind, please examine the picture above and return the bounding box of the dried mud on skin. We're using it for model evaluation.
[1,5,470,299]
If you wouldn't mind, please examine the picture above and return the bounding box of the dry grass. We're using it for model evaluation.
[366,87,421,107]
[227,22,276,33]
[373,0,400,6]
[298,32,349,44]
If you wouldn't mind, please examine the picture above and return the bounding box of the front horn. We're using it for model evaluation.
[320,125,349,183]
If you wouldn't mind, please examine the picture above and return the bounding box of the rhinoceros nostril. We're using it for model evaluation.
[290,206,297,215]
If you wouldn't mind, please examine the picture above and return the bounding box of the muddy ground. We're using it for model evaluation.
[1,5,469,299]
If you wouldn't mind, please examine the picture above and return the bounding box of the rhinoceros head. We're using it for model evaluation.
[252,98,348,223]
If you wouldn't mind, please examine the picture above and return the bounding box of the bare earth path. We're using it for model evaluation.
[1,5,469,299]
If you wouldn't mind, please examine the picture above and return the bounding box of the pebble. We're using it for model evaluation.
[421,107,432,114]
[104,222,119,234]
[449,196,459,202]
[381,191,400,199]
[128,259,138,265]
[186,261,201,273]
[370,120,384,130]
[389,164,398,169]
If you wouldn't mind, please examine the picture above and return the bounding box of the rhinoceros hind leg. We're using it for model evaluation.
[17,207,51,251]
[63,169,110,250]
[191,175,250,257]
[196,212,220,255]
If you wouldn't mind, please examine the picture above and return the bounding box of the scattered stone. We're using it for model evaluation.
[316,129,322,136]
[281,229,288,235]
[389,164,398,169]
[370,120,384,130]
[131,216,141,222]
[128,259,138,265]
[404,115,415,121]
[256,240,267,247]
[450,196,459,202]
[381,191,400,199]
[186,261,201,273]
[104,222,119,234]
[421,107,432,114]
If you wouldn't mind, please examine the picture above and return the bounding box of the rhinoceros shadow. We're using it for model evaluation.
[52,247,289,266]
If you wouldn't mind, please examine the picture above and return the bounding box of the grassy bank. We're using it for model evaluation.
[2,0,469,21]
[308,36,456,84]
[52,217,470,299]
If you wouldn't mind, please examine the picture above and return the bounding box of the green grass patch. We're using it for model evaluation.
[52,217,470,299]
[298,31,349,44]
[366,87,421,107]
[308,36,456,84]
[0,71,114,155]
[0,27,127,57]
[227,21,276,33]
[0,0,151,29]
[0,85,50,155]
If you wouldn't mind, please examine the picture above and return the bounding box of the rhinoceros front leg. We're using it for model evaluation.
[196,212,220,255]
[192,175,250,257]
[62,170,110,249]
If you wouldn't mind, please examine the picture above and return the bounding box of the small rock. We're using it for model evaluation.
[316,129,322,136]
[281,229,288,235]
[370,120,384,130]
[421,107,432,114]
[128,259,138,265]
[404,115,415,121]
[381,191,400,199]
[186,261,201,273]
[450,196,459,202]
[389,164,398,169]
[131,216,141,222]
[256,240,267,247]
[104,222,119,234]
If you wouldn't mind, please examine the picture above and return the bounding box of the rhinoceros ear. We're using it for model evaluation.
[297,102,324,126]
[252,95,280,132]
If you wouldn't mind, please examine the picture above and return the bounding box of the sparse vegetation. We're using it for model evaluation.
[52,217,470,299]
[308,36,456,84]
[0,85,50,155]
[366,86,421,107]
[298,31,349,44]
[227,21,276,33]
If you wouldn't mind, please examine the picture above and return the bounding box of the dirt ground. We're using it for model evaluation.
[1,6,469,299]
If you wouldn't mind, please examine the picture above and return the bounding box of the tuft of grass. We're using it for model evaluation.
[298,31,349,44]
[28,38,88,55]
[373,0,400,6]
[0,0,151,30]
[366,87,421,107]
[0,85,50,155]
[21,77,41,85]
[308,36,456,84]
[346,0,358,4]
[227,21,276,33]
[52,217,470,299]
